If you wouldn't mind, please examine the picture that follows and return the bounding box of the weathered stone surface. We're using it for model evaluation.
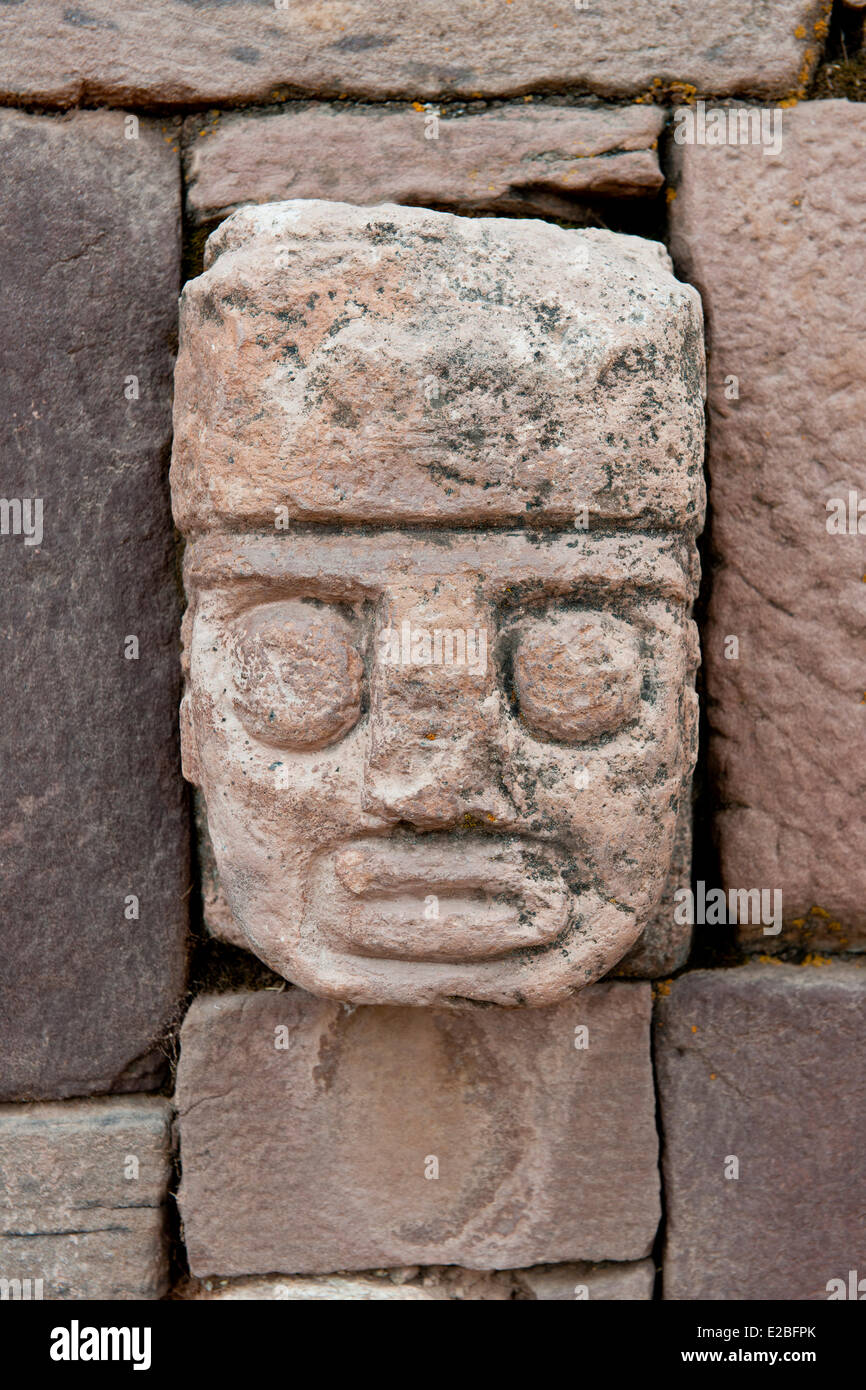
[0,1,826,106]
[0,110,188,1100]
[0,1097,173,1300]
[656,962,866,1300]
[181,1269,513,1300]
[514,1259,655,1300]
[172,200,704,1006]
[184,103,665,226]
[177,985,660,1275]
[181,1260,653,1299]
[185,1274,443,1301]
[173,200,705,532]
[615,803,692,977]
[669,100,866,949]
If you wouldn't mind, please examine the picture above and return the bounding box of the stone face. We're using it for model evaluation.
[181,530,700,1006]
[656,963,866,1301]
[0,1097,173,1300]
[176,985,660,1275]
[184,103,665,226]
[0,1,825,106]
[0,110,188,1100]
[172,200,704,1006]
[669,100,866,950]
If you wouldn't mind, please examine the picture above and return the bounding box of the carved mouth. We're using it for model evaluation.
[311,833,572,963]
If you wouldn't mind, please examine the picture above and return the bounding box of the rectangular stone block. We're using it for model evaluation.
[669,100,866,948]
[0,109,188,1100]
[0,1,825,106]
[0,1097,173,1300]
[656,963,866,1300]
[177,985,660,1275]
[184,102,665,227]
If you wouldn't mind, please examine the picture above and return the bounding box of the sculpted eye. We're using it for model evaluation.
[228,600,363,749]
[512,610,642,743]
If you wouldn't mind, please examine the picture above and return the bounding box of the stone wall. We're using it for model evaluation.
[1,0,864,1303]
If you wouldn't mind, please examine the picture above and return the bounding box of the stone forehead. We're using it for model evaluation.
[171,200,706,534]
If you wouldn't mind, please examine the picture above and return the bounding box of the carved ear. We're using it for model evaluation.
[180,692,201,786]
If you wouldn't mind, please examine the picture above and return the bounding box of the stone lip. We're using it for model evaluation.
[0,1,823,106]
[176,984,660,1275]
[171,199,705,534]
[324,832,572,961]
[184,103,666,226]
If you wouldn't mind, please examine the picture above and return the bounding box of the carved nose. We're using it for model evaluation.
[362,588,512,828]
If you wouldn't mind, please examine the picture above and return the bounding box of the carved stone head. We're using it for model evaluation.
[171,200,705,1006]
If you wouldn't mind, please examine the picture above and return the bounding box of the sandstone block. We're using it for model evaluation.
[669,100,866,948]
[184,103,665,226]
[656,963,866,1300]
[0,2,825,106]
[0,109,188,1100]
[176,985,660,1275]
[0,1097,173,1300]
